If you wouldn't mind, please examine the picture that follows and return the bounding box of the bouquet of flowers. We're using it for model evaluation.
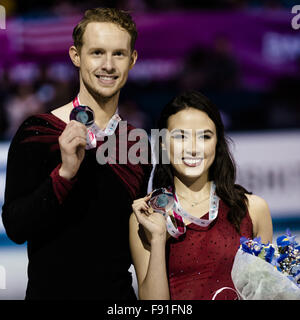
[231,230,300,300]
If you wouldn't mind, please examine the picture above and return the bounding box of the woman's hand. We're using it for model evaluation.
[132,194,167,242]
[130,194,171,300]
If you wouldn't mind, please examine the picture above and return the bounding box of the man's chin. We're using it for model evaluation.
[85,84,120,103]
[97,90,120,103]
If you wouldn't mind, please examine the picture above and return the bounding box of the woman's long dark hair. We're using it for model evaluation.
[152,90,251,233]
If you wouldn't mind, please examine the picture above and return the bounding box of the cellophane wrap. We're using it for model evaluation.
[231,249,300,300]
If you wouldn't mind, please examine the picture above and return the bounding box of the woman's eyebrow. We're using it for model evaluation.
[170,129,194,135]
[197,129,214,134]
[170,129,214,134]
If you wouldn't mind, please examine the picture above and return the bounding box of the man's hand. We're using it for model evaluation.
[58,120,87,180]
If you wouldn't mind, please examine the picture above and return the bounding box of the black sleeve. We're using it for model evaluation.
[1,125,64,244]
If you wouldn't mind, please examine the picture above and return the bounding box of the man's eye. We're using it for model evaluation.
[93,50,102,55]
[114,51,124,56]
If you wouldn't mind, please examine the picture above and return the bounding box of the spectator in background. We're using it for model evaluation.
[266,55,300,129]
[4,83,45,139]
[208,34,240,91]
[44,63,78,113]
[176,47,210,92]
[51,0,81,16]
[177,34,239,93]
[118,98,150,131]
[0,69,9,139]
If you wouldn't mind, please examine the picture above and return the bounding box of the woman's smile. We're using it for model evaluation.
[182,157,203,167]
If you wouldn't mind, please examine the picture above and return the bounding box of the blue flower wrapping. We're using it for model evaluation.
[231,230,300,300]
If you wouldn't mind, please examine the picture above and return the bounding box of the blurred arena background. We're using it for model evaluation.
[0,0,300,299]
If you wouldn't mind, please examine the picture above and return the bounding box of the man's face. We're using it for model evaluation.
[74,22,137,100]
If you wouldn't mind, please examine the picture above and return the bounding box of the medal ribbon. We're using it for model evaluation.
[72,95,121,150]
[174,181,219,228]
[150,182,219,238]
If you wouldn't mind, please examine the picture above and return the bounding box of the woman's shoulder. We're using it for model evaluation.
[245,193,273,242]
[245,193,270,213]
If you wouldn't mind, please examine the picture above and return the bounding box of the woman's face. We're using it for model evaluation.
[165,107,217,181]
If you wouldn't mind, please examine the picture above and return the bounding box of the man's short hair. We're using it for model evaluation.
[72,7,138,53]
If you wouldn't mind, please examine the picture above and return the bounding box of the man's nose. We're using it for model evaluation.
[102,54,115,73]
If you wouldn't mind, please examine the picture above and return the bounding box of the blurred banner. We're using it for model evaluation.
[0,10,299,89]
[230,130,300,218]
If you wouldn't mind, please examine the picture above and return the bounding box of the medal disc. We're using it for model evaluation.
[70,105,94,127]
[149,188,174,212]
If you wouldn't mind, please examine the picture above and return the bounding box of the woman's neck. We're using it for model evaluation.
[174,173,211,201]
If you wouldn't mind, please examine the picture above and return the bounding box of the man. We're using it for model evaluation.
[2,8,152,300]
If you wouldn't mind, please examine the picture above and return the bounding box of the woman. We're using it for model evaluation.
[129,90,273,300]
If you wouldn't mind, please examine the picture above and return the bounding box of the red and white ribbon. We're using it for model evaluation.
[72,95,121,150]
